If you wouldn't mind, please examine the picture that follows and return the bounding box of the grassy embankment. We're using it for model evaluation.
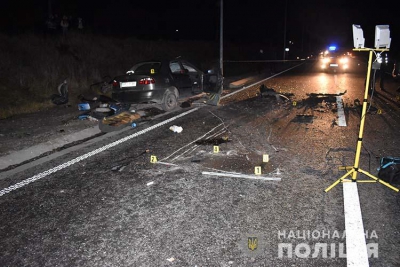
[0,32,221,119]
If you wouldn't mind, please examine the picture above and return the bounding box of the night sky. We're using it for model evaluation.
[2,0,399,55]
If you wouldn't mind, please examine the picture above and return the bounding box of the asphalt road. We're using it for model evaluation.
[1,60,400,266]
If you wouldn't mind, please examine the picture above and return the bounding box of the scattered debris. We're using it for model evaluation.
[147,181,154,186]
[169,125,183,133]
[166,257,175,262]
[111,165,126,172]
[95,107,112,113]
[313,108,326,113]
[296,114,314,117]
[51,79,69,105]
[160,123,225,162]
[78,115,98,121]
[259,84,290,102]
[101,111,141,127]
[202,171,281,181]
[306,90,347,98]
[195,135,230,145]
[271,145,279,152]
[78,114,89,120]
[78,103,90,111]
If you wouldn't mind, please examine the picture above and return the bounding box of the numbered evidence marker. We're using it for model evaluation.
[377,109,382,115]
[254,166,262,175]
[292,101,297,106]
[150,155,158,163]
[151,68,155,74]
[213,146,220,153]
[263,154,269,162]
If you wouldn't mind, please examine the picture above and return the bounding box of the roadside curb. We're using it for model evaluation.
[0,126,101,170]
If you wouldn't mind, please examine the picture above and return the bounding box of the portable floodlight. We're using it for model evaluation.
[327,25,397,193]
[374,25,391,49]
[352,24,365,48]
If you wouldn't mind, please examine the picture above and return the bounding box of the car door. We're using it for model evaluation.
[203,68,223,94]
[169,60,193,98]
[180,61,203,94]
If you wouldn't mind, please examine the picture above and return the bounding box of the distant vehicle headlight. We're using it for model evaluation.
[322,58,330,64]
[339,57,349,64]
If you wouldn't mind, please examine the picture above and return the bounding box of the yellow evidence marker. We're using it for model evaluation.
[150,155,158,163]
[254,166,262,175]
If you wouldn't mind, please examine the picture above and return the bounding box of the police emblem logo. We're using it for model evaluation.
[239,232,266,257]
[248,237,258,251]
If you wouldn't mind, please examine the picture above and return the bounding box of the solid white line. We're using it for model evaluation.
[0,108,199,197]
[336,96,347,126]
[343,182,369,266]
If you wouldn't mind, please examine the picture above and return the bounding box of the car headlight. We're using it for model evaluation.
[339,57,349,64]
[322,58,330,64]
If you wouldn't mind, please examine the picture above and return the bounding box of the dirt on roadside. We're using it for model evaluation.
[0,104,99,157]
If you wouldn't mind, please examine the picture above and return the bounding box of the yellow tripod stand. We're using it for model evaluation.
[325,48,399,193]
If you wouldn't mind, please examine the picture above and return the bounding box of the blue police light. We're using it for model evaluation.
[329,46,337,51]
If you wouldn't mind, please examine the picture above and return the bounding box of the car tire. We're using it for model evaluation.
[161,90,178,111]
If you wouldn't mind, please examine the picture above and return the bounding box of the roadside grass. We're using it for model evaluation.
[0,102,53,120]
[0,32,219,119]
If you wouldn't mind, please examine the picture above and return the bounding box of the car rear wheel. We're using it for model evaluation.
[161,90,178,111]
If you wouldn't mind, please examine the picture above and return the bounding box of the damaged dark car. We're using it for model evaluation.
[111,58,222,111]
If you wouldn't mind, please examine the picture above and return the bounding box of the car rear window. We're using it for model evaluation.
[130,62,161,74]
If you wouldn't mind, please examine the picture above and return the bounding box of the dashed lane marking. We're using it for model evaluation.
[336,96,347,126]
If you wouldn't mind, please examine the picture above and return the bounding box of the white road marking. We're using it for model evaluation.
[0,108,199,197]
[336,96,347,126]
[343,182,369,266]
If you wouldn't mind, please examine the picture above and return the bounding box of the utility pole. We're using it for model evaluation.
[283,0,287,60]
[219,0,224,77]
